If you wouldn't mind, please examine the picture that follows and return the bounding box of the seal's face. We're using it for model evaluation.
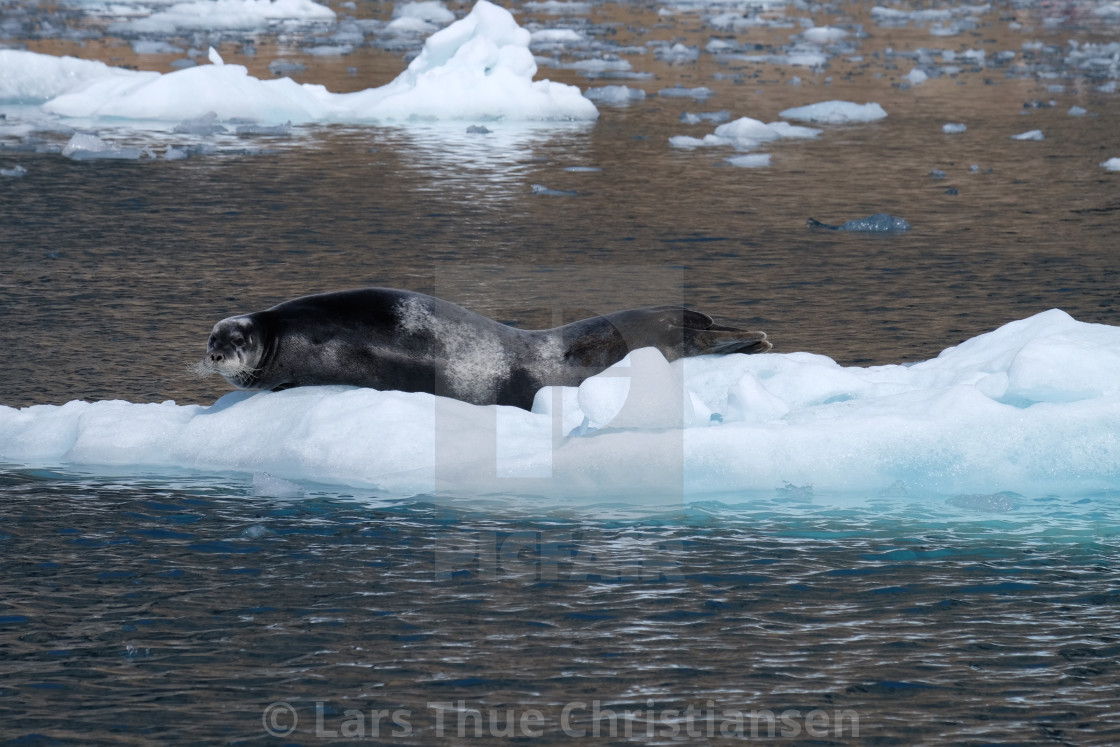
[202,315,264,388]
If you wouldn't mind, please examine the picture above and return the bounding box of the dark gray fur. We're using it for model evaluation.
[203,288,772,410]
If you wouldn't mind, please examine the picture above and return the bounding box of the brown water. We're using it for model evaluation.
[2,1,1120,744]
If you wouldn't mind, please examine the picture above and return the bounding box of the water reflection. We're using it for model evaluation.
[375,120,595,204]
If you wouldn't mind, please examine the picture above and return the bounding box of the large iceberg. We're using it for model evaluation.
[0,0,597,125]
[1,310,1118,501]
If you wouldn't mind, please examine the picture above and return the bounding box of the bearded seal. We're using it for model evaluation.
[200,288,771,410]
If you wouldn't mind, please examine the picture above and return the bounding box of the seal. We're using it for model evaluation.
[200,288,771,410]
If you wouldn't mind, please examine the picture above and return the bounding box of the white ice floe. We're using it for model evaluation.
[0,1,598,126]
[670,115,819,150]
[942,122,966,133]
[801,25,848,43]
[1102,157,1120,171]
[779,100,888,123]
[108,0,336,35]
[1010,129,1044,141]
[725,153,770,167]
[904,67,928,84]
[4,310,1117,500]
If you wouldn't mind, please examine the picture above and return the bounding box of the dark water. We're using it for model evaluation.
[3,0,1120,743]
[2,469,1119,745]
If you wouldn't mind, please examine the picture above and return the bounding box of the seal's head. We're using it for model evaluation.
[201,315,265,388]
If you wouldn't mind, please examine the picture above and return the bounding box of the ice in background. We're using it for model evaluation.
[2,310,1118,504]
[0,1,597,126]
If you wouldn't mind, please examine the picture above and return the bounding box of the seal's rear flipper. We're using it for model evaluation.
[674,309,772,356]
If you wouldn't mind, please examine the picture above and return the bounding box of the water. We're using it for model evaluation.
[2,0,1120,743]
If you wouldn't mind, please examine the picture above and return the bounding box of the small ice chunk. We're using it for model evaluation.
[392,0,454,24]
[1067,106,1087,116]
[802,26,848,43]
[1101,158,1120,171]
[268,59,308,75]
[530,28,584,44]
[173,111,228,135]
[305,45,354,56]
[679,110,731,124]
[583,85,646,105]
[207,46,224,66]
[942,122,967,133]
[235,121,293,135]
[61,133,145,160]
[132,40,184,55]
[465,124,491,134]
[251,472,305,499]
[725,153,770,168]
[780,100,887,123]
[1,165,27,177]
[656,43,699,63]
[904,68,928,85]
[657,85,714,100]
[1010,129,1044,141]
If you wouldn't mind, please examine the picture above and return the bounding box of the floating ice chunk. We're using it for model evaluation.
[3,310,1120,498]
[657,85,715,100]
[942,122,967,133]
[235,121,293,135]
[656,43,700,63]
[802,26,848,43]
[806,213,911,232]
[1067,106,1087,116]
[268,59,307,75]
[714,116,821,145]
[305,45,354,56]
[1,165,27,177]
[111,0,336,34]
[252,472,305,499]
[904,67,928,84]
[132,41,184,55]
[554,57,632,72]
[680,110,731,124]
[164,146,189,160]
[0,51,139,103]
[16,1,598,125]
[1010,129,1044,141]
[173,111,228,135]
[583,85,646,105]
[393,1,455,25]
[1102,157,1120,171]
[669,134,730,149]
[530,28,584,45]
[522,0,591,14]
[61,133,146,160]
[779,100,887,123]
[208,47,224,66]
[725,153,770,168]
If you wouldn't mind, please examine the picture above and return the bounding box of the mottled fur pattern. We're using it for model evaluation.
[201,288,771,409]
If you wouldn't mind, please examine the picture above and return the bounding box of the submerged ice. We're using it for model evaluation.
[1,310,1118,501]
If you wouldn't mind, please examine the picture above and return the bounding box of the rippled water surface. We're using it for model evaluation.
[2,0,1120,743]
